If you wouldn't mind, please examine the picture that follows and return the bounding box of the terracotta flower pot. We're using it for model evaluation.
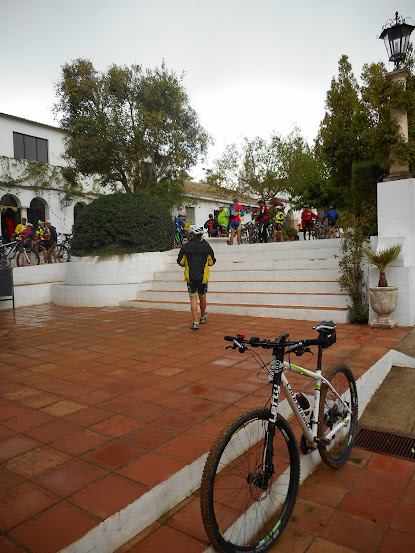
[369,286,398,329]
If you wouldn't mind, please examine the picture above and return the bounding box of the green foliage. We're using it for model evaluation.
[337,216,369,324]
[54,59,211,200]
[209,127,324,205]
[350,159,385,236]
[362,243,403,287]
[285,226,298,237]
[71,192,174,256]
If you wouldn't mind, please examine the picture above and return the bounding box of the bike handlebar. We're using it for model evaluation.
[224,334,329,349]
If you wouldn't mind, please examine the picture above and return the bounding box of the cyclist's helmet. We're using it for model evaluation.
[38,220,44,225]
[258,199,265,204]
[189,225,204,235]
[304,205,309,209]
[329,205,334,209]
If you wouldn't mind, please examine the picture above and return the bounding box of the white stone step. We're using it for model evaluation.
[165,258,338,271]
[145,280,344,294]
[155,268,341,282]
[134,289,349,308]
[120,299,349,323]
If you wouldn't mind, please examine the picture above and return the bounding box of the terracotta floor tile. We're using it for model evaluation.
[0,425,14,440]
[305,537,356,553]
[312,460,363,488]
[181,397,227,417]
[155,434,209,463]
[40,399,86,417]
[155,410,204,432]
[289,497,334,535]
[340,488,398,524]
[0,481,58,531]
[0,466,24,493]
[71,473,147,519]
[0,401,30,421]
[123,425,178,450]
[25,419,82,443]
[355,467,408,500]
[128,525,206,553]
[2,410,53,432]
[95,396,139,413]
[403,480,415,504]
[378,528,415,553]
[117,452,185,488]
[63,405,113,426]
[0,434,42,462]
[297,475,348,508]
[391,502,415,535]
[123,402,170,423]
[125,386,166,402]
[52,429,110,456]
[319,510,385,553]
[4,445,70,478]
[368,454,415,479]
[33,458,107,497]
[82,439,145,470]
[9,500,100,553]
[0,535,26,553]
[90,414,142,437]
[74,389,116,405]
[167,497,208,543]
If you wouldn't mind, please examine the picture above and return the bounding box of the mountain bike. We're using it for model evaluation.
[47,234,71,263]
[0,237,40,268]
[200,320,358,553]
[311,219,327,239]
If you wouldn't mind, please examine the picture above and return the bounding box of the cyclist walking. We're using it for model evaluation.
[177,225,216,330]
[322,206,339,238]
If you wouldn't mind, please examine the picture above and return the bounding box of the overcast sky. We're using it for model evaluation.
[1,0,414,180]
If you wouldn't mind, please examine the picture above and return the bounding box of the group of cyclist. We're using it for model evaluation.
[8,218,59,263]
[173,200,339,249]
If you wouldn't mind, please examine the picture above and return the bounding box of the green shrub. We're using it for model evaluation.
[71,192,174,256]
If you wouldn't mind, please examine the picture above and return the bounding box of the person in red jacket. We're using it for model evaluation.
[256,199,270,243]
[301,205,320,240]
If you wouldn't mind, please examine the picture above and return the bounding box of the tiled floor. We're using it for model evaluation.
[0,304,413,553]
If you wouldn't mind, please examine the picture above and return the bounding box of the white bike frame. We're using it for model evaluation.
[274,356,354,449]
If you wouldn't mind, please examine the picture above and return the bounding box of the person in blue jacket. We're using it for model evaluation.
[322,206,339,239]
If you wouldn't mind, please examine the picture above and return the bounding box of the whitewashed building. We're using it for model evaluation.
[0,112,299,241]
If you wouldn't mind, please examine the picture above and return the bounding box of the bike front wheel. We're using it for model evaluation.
[16,248,40,267]
[318,364,358,468]
[201,408,300,553]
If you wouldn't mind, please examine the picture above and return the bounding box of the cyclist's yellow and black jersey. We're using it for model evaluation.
[177,237,216,284]
[275,212,284,224]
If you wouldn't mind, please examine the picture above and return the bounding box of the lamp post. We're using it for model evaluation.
[379,12,414,181]
[61,192,73,208]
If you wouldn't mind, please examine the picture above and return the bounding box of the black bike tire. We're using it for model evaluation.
[16,248,40,267]
[318,364,358,469]
[0,252,11,268]
[200,408,300,553]
[49,244,71,263]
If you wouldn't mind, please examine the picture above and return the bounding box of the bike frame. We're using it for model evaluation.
[267,345,353,453]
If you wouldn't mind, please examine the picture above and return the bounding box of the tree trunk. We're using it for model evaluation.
[378,270,388,287]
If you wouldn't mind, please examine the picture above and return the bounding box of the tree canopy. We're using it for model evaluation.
[54,59,211,202]
[207,128,325,205]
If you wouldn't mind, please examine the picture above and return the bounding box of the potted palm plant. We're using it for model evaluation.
[362,243,403,329]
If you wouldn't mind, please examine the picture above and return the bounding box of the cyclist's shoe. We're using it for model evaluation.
[199,314,208,324]
[190,322,199,330]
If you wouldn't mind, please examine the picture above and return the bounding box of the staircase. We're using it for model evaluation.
[120,238,350,322]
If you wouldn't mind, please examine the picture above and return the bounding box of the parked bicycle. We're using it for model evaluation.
[200,320,358,553]
[48,233,71,263]
[0,237,39,268]
[311,219,327,239]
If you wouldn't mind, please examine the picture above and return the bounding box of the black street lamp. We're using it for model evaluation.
[379,12,415,69]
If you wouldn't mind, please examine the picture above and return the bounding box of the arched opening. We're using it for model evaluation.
[74,202,85,224]
[0,194,19,240]
[28,197,46,230]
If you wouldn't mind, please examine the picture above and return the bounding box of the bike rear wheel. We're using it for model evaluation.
[201,408,300,553]
[49,244,70,263]
[318,365,358,468]
[16,248,39,267]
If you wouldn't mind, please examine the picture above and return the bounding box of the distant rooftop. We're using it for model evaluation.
[0,112,63,132]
